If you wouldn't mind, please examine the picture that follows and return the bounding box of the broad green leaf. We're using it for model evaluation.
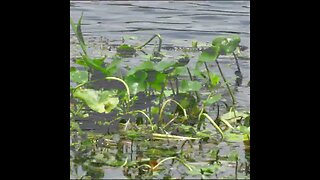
[220,110,249,123]
[176,93,197,109]
[154,61,177,72]
[193,61,206,79]
[209,73,220,86]
[212,35,241,55]
[203,94,221,106]
[83,56,108,75]
[70,70,88,84]
[125,70,148,95]
[75,57,88,67]
[179,80,202,92]
[163,90,174,97]
[225,132,243,142]
[73,89,119,113]
[237,125,250,135]
[147,71,167,91]
[127,61,154,76]
[92,56,106,66]
[170,66,187,76]
[198,46,220,62]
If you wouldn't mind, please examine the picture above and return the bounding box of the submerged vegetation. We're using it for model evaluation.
[70,16,250,179]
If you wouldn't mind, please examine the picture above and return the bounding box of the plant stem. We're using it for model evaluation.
[130,110,153,131]
[137,34,162,52]
[235,158,238,179]
[159,85,165,114]
[152,157,193,171]
[105,77,131,103]
[187,67,193,81]
[204,62,215,90]
[175,77,179,95]
[233,52,242,75]
[187,67,201,102]
[163,115,178,129]
[169,79,176,96]
[202,113,224,140]
[215,60,236,106]
[158,99,187,126]
[148,85,152,120]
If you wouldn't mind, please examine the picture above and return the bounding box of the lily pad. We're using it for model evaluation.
[198,46,220,62]
[125,70,148,95]
[73,88,119,113]
[212,35,241,55]
[203,94,221,106]
[70,70,88,84]
[179,80,202,92]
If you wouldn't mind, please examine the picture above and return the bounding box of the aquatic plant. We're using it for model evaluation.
[70,16,250,179]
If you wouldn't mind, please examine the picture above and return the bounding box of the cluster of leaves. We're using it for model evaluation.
[70,16,250,179]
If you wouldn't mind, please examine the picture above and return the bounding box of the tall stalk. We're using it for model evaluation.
[137,34,162,52]
[215,59,236,106]
[187,67,201,102]
[233,52,242,75]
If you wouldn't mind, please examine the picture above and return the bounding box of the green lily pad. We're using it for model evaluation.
[179,80,202,92]
[212,35,241,55]
[73,88,119,113]
[198,46,220,62]
[70,70,88,84]
[147,71,167,91]
[154,61,177,72]
[203,94,221,106]
[127,61,154,76]
[209,73,220,87]
[125,70,148,95]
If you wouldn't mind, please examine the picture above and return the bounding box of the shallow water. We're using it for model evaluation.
[70,1,250,179]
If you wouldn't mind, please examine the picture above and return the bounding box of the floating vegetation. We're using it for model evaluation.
[70,15,250,179]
